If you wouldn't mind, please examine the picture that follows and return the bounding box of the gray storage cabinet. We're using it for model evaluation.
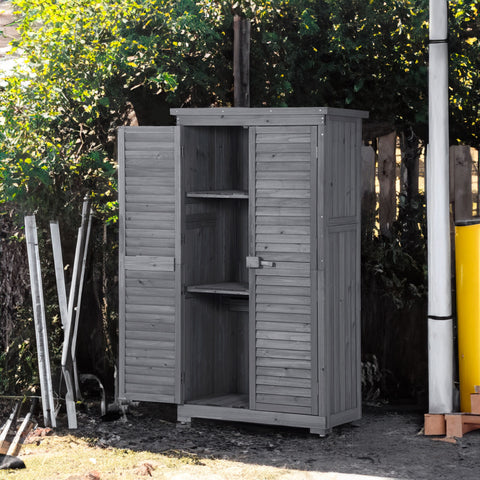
[118,107,368,435]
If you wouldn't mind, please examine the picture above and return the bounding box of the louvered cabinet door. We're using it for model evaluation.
[118,126,180,403]
[249,125,318,415]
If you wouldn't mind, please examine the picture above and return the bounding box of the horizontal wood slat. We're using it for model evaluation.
[255,402,312,415]
[256,170,311,180]
[126,348,175,359]
[126,321,175,333]
[125,356,175,368]
[125,384,175,396]
[255,126,311,134]
[124,256,174,271]
[256,366,311,379]
[125,374,175,387]
[125,366,175,378]
[126,330,175,342]
[257,321,310,333]
[126,304,175,315]
[125,246,174,257]
[256,357,311,369]
[126,286,175,297]
[256,395,311,408]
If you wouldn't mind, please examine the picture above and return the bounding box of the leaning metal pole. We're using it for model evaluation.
[427,0,453,414]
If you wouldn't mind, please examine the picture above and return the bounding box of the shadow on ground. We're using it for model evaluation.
[44,402,480,480]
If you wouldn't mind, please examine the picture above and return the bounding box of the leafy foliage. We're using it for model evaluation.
[449,0,480,146]
[0,0,479,397]
[362,193,428,310]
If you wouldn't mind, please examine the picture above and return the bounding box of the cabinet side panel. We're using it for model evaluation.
[327,227,359,414]
[324,117,362,420]
[119,126,177,402]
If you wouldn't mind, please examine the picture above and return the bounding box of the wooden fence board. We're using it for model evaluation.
[377,132,396,236]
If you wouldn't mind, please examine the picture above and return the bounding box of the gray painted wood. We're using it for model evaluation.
[118,107,366,433]
[181,125,250,404]
[252,125,315,415]
[322,114,363,424]
[118,126,177,403]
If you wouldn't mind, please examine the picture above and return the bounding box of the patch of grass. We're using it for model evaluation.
[2,431,293,480]
[161,449,205,466]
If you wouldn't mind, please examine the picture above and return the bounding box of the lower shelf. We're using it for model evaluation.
[187,394,248,409]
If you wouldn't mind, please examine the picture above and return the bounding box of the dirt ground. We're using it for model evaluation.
[3,401,480,480]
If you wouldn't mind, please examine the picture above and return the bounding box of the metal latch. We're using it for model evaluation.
[246,256,276,269]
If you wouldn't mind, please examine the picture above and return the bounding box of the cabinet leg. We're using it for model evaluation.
[310,427,330,437]
[177,415,192,426]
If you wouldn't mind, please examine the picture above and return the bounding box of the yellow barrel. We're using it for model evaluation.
[455,219,480,412]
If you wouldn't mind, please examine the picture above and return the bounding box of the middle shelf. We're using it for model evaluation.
[186,282,249,296]
[186,190,248,199]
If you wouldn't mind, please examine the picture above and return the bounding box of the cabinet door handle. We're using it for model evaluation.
[260,260,275,267]
[246,256,276,269]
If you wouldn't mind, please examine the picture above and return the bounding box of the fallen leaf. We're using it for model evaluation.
[134,462,155,476]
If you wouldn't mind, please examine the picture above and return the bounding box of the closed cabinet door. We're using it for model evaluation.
[249,125,318,415]
[118,126,180,403]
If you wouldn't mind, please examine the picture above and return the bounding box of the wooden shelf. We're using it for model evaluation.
[186,190,248,199]
[186,282,249,296]
[187,393,248,409]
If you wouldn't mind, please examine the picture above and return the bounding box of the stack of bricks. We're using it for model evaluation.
[425,387,480,438]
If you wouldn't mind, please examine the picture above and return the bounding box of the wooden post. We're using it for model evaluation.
[59,197,92,428]
[400,130,420,200]
[50,221,68,328]
[25,216,56,428]
[450,145,473,222]
[0,402,20,453]
[378,132,397,236]
[72,203,93,399]
[6,399,37,457]
[361,145,376,239]
[233,14,250,107]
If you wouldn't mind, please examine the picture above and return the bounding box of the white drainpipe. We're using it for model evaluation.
[427,0,454,414]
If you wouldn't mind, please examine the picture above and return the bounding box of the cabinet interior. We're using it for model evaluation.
[182,126,250,406]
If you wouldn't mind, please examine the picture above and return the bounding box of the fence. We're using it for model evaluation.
[361,132,480,238]
[360,132,480,403]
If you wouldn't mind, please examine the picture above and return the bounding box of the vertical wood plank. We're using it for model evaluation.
[451,145,473,222]
[361,145,376,238]
[317,118,327,418]
[71,201,93,400]
[310,125,319,416]
[233,15,250,107]
[25,216,56,428]
[174,125,183,404]
[50,221,68,328]
[249,126,256,410]
[118,127,127,400]
[400,131,420,200]
[378,131,397,236]
[355,120,363,416]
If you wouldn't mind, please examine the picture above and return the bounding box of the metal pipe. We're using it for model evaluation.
[427,0,453,414]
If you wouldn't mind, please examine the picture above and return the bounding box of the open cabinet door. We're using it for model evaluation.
[118,126,180,403]
[250,125,318,415]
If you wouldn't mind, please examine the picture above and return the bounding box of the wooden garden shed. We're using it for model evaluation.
[118,107,368,435]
